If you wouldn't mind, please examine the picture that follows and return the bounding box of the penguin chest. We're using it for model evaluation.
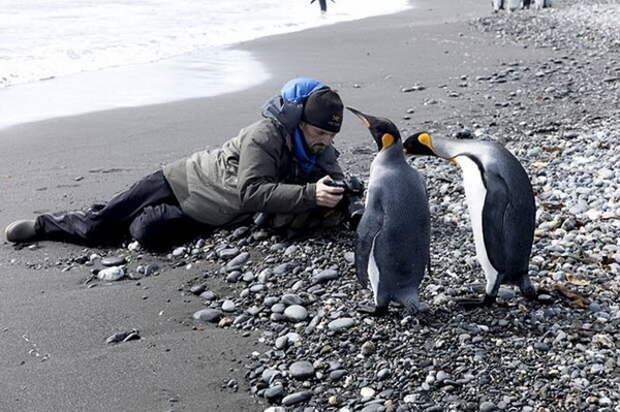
[454,156,499,285]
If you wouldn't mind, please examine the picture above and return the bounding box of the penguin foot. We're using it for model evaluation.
[457,294,496,310]
[357,304,389,317]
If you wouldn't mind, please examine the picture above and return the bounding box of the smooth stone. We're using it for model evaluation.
[284,245,299,256]
[227,252,250,268]
[281,294,303,306]
[97,266,124,281]
[144,264,159,276]
[271,303,286,313]
[218,248,240,259]
[328,317,355,332]
[192,309,222,323]
[480,401,496,412]
[275,335,288,350]
[289,361,315,379]
[222,300,236,312]
[200,290,217,301]
[190,284,206,295]
[230,226,249,240]
[101,256,126,267]
[377,368,391,380]
[311,268,339,284]
[172,247,186,257]
[264,384,284,402]
[273,263,290,276]
[262,368,281,384]
[284,305,308,322]
[329,369,347,381]
[360,387,375,397]
[281,391,312,406]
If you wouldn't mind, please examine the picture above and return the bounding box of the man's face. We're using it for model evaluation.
[299,122,337,154]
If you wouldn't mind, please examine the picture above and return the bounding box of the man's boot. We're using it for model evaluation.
[5,220,38,243]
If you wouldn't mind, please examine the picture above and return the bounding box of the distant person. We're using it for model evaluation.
[5,78,364,251]
[311,0,335,13]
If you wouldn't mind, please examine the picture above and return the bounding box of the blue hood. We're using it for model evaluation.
[262,77,326,134]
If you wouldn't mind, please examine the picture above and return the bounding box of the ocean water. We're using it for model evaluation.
[0,0,410,128]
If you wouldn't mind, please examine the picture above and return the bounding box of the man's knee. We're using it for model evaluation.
[129,204,181,250]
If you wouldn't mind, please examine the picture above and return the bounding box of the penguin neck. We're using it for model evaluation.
[377,141,407,163]
[432,136,471,159]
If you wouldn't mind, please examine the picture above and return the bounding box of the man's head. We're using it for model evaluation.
[300,87,343,154]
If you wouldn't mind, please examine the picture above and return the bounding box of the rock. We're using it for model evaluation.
[311,268,339,284]
[327,317,355,332]
[289,361,315,379]
[480,401,496,412]
[360,387,375,397]
[222,300,236,312]
[105,329,139,344]
[230,226,249,240]
[190,284,206,295]
[284,305,308,322]
[264,384,284,402]
[218,247,240,259]
[192,309,222,323]
[97,266,124,281]
[144,264,159,276]
[172,247,186,257]
[281,294,303,306]
[101,256,126,266]
[281,391,312,406]
[227,252,250,268]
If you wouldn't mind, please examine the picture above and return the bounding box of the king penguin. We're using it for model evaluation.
[403,132,538,307]
[348,108,431,315]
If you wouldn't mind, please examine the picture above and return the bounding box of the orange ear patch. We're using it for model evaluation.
[381,133,395,150]
[418,133,432,148]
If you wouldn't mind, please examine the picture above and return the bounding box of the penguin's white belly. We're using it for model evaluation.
[368,233,380,304]
[454,156,499,294]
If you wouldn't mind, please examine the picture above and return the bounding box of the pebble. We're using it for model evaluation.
[101,256,126,267]
[192,309,222,323]
[97,266,124,281]
[281,391,312,406]
[311,268,339,284]
[288,361,315,379]
[222,300,236,312]
[284,305,308,322]
[327,317,355,332]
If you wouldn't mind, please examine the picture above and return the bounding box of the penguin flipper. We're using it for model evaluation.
[481,170,510,275]
[355,209,383,288]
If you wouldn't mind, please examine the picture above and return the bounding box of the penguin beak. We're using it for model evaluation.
[346,106,371,128]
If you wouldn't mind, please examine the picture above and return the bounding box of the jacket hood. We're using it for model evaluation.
[261,78,326,134]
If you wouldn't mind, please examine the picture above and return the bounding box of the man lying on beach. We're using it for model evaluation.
[5,77,363,251]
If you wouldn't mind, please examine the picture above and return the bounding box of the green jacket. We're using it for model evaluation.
[162,118,344,225]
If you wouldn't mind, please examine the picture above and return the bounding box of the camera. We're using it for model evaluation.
[325,176,364,196]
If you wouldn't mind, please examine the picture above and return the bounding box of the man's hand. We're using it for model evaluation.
[316,175,344,208]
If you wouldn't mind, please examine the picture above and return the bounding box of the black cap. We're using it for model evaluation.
[302,87,343,133]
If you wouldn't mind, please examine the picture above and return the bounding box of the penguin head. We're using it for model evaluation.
[346,107,401,152]
[403,132,436,157]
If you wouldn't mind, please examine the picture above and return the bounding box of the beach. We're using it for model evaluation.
[2,0,620,410]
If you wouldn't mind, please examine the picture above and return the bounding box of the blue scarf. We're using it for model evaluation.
[293,127,316,174]
[280,77,325,175]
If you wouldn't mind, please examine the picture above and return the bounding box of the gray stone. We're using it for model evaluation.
[97,266,124,281]
[218,247,240,259]
[289,361,315,379]
[281,391,312,406]
[327,317,355,332]
[101,256,126,267]
[172,247,186,257]
[227,251,250,268]
[480,401,496,412]
[192,309,222,323]
[144,264,159,276]
[281,294,303,306]
[264,384,284,402]
[284,305,308,322]
[222,300,236,312]
[311,268,339,284]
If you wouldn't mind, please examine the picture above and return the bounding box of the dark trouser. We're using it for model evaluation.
[35,170,210,251]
